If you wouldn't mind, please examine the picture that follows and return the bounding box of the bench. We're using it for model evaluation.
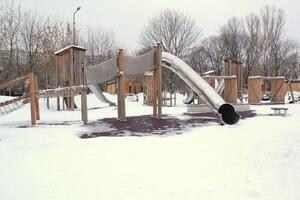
[271,107,288,116]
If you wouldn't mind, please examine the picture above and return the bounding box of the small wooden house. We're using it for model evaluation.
[54,45,86,110]
[54,45,87,88]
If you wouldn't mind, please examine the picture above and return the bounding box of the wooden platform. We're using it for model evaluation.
[187,104,251,114]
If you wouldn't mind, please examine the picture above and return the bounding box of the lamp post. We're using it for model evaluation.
[73,6,81,45]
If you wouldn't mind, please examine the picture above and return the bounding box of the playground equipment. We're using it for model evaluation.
[224,58,243,102]
[85,44,240,124]
[0,73,88,125]
[55,45,87,110]
[248,76,286,104]
[1,42,241,125]
[54,45,114,108]
[161,52,240,124]
[85,45,163,121]
[0,75,32,116]
[88,84,115,106]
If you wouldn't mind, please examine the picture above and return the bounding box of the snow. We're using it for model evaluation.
[1,93,300,200]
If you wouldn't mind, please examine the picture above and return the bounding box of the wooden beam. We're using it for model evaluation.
[81,89,88,124]
[153,46,158,117]
[117,49,126,121]
[29,73,37,125]
[157,43,162,119]
[0,75,29,90]
[34,75,40,120]
[203,75,237,80]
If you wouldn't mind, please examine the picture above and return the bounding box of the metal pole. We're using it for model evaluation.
[73,7,81,45]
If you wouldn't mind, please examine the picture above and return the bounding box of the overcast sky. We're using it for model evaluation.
[10,0,300,50]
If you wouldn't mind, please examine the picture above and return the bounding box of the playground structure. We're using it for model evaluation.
[248,76,287,104]
[84,43,240,124]
[54,45,87,110]
[85,45,163,121]
[0,42,243,125]
[143,72,177,106]
[0,73,88,125]
[2,40,298,126]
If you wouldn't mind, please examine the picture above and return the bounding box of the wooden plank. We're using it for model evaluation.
[0,75,29,90]
[29,73,37,125]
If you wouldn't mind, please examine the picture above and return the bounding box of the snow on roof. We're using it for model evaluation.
[54,45,87,55]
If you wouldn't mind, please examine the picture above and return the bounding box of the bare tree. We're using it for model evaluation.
[189,36,225,76]
[219,17,244,61]
[85,26,117,65]
[139,9,201,59]
[242,13,262,83]
[21,11,45,73]
[260,5,286,76]
[1,1,21,80]
[139,9,202,93]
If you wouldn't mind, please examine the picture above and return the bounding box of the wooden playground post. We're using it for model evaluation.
[56,56,61,111]
[157,43,162,119]
[29,73,37,125]
[152,48,158,118]
[34,75,40,120]
[117,49,126,121]
[81,88,88,124]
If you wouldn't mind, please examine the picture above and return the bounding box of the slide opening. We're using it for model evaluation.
[218,104,240,125]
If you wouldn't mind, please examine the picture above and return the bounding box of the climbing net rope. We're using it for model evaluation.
[85,49,156,85]
[124,49,155,76]
[85,56,119,85]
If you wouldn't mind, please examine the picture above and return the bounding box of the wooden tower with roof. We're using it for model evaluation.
[54,45,87,110]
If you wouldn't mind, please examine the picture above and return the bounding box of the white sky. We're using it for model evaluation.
[8,0,300,50]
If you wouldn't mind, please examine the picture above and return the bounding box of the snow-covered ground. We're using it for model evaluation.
[0,93,300,200]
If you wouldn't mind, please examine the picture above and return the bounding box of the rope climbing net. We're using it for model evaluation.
[85,49,155,85]
[85,56,118,85]
[124,49,155,75]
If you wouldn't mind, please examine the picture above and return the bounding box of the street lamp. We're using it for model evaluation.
[73,6,81,45]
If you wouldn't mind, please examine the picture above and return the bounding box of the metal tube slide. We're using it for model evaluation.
[183,91,196,104]
[88,84,115,106]
[162,52,240,125]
